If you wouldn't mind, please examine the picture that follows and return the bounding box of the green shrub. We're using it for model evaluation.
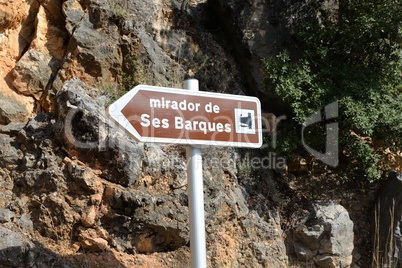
[100,55,148,106]
[101,0,130,21]
[263,0,402,182]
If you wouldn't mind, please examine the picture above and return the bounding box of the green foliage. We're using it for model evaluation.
[120,55,140,92]
[192,51,212,77]
[263,0,402,182]
[102,0,130,21]
[100,55,148,106]
[263,122,301,159]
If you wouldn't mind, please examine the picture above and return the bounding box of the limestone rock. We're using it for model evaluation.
[62,0,85,34]
[0,94,30,123]
[54,78,144,186]
[288,200,354,267]
[240,211,288,267]
[66,159,104,194]
[0,225,75,267]
[0,208,14,223]
[77,227,109,252]
[81,206,97,227]
[37,0,65,26]
[12,50,54,100]
[0,0,29,31]
[0,171,14,208]
[53,5,122,91]
[81,237,109,252]
[0,1,328,266]
[0,122,26,135]
[108,186,189,253]
[16,213,34,231]
[0,226,33,267]
[28,4,67,61]
[0,133,22,167]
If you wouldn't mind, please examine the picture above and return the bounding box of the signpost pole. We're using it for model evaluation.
[184,79,207,268]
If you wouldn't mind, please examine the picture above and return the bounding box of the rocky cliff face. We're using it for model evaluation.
[0,0,395,267]
[0,78,288,266]
[0,0,291,261]
[1,0,250,119]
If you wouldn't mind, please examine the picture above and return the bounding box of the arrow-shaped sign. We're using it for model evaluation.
[107,85,262,148]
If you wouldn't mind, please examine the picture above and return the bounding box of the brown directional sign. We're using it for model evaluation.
[107,85,262,148]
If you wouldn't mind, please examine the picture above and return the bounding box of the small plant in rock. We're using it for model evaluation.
[121,55,149,91]
[100,0,130,21]
[97,81,121,107]
[99,55,151,106]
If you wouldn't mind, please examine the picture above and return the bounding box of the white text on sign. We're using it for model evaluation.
[141,99,230,134]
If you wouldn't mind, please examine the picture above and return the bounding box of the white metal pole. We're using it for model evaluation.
[184,79,207,268]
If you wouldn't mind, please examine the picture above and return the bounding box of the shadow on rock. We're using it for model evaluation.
[0,224,127,268]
